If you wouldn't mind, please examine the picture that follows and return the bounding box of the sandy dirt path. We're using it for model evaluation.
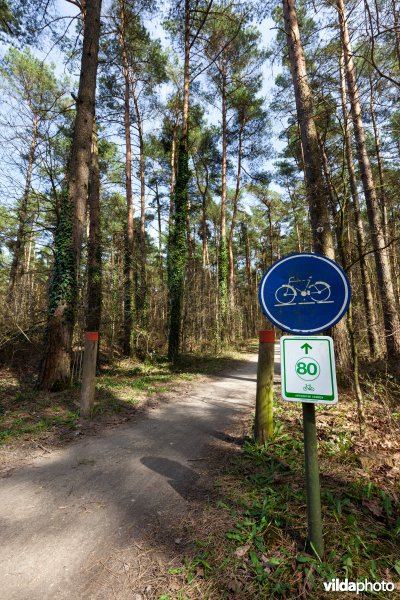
[0,348,280,599]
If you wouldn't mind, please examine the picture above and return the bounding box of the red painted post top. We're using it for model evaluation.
[85,331,99,342]
[259,330,275,343]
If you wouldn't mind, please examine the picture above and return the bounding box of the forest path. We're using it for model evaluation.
[0,346,280,599]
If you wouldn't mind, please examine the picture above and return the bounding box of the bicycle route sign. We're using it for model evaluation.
[280,336,338,404]
[258,252,351,334]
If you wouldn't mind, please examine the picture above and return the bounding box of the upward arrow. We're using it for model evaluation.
[301,343,312,354]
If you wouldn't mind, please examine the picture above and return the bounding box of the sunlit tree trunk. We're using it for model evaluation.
[369,78,399,308]
[7,114,37,305]
[193,159,211,277]
[282,0,333,256]
[287,187,302,251]
[337,0,400,357]
[369,79,388,242]
[39,0,102,390]
[119,0,134,356]
[219,56,228,338]
[228,124,243,313]
[154,181,163,285]
[169,121,178,228]
[339,56,381,357]
[283,0,351,374]
[130,68,147,328]
[167,0,190,360]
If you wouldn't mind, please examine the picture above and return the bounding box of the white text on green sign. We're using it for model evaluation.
[280,336,338,404]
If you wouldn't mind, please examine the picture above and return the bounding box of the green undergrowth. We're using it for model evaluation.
[166,396,400,599]
[0,350,246,448]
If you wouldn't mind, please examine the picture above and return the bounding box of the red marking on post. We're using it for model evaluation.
[259,330,275,343]
[85,331,99,342]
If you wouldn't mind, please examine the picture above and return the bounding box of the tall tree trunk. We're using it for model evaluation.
[287,187,302,251]
[228,125,243,312]
[369,78,388,242]
[119,0,134,356]
[282,0,333,257]
[339,55,381,357]
[86,121,102,333]
[369,78,399,308]
[324,135,365,431]
[7,114,37,305]
[186,198,193,261]
[267,207,274,264]
[167,0,190,360]
[130,69,147,328]
[283,0,351,374]
[22,228,34,314]
[219,56,228,338]
[318,136,352,375]
[243,223,251,289]
[39,0,102,390]
[337,0,400,357]
[201,194,210,276]
[193,157,210,276]
[155,181,163,285]
[169,121,178,228]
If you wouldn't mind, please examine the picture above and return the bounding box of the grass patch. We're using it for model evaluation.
[161,392,400,599]
[0,350,249,449]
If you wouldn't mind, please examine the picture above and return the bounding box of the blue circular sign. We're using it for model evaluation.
[258,253,351,334]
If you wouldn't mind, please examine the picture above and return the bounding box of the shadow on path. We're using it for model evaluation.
[0,355,258,600]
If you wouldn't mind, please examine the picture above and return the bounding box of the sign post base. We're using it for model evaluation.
[302,402,324,558]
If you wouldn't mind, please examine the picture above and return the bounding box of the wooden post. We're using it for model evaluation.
[80,331,99,418]
[255,330,275,443]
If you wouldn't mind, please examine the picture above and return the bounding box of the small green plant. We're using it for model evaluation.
[323,431,352,460]
[184,552,211,583]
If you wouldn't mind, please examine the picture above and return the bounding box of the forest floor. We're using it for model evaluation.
[0,346,399,599]
[0,349,250,471]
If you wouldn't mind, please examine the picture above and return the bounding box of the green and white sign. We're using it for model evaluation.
[280,336,338,404]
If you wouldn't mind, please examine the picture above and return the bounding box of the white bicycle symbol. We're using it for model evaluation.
[275,276,331,305]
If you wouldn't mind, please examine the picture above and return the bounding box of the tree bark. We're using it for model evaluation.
[283,0,350,375]
[318,135,352,374]
[7,114,38,305]
[119,0,134,356]
[219,56,228,337]
[155,181,163,284]
[369,78,399,308]
[193,159,211,277]
[369,79,388,243]
[169,126,177,227]
[339,55,381,357]
[337,0,400,356]
[287,187,302,252]
[282,0,334,257]
[228,125,243,312]
[39,0,102,390]
[130,68,147,327]
[167,0,190,360]
[86,121,102,334]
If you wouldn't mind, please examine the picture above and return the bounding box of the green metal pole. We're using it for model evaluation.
[255,330,275,444]
[302,402,324,558]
